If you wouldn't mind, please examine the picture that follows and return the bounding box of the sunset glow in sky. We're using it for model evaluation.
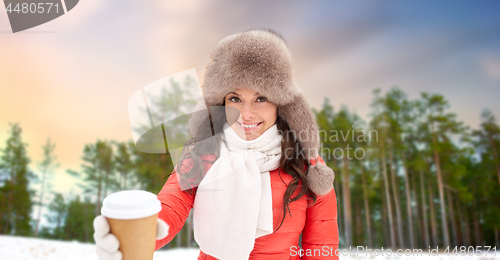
[1,0,500,199]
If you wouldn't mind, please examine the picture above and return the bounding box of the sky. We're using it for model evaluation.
[1,0,500,221]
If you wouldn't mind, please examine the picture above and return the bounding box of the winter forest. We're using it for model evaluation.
[1,76,500,252]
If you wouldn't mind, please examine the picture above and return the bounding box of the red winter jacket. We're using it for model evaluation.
[155,155,339,260]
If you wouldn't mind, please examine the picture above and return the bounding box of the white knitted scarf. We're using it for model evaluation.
[192,122,282,260]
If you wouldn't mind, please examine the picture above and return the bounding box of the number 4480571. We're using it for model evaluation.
[444,246,496,256]
[6,3,59,14]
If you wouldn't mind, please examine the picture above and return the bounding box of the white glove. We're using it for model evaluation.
[93,215,169,260]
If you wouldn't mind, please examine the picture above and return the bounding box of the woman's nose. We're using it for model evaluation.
[240,102,255,119]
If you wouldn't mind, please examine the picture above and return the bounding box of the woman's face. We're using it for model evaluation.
[225,88,278,141]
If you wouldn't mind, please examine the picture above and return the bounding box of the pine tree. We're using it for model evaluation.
[370,89,396,248]
[62,195,95,242]
[68,140,118,216]
[114,141,134,190]
[473,109,500,186]
[329,105,363,247]
[416,93,468,246]
[383,87,416,248]
[34,138,59,237]
[0,123,34,235]
[45,192,67,239]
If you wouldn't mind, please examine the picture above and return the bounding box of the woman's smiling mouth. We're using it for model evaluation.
[238,121,263,132]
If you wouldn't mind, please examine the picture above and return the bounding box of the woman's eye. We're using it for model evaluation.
[229,97,240,102]
[256,97,267,102]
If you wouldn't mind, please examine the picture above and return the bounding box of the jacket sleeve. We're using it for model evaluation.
[155,154,215,251]
[301,156,339,259]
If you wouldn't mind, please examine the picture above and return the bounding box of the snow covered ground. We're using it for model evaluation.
[0,235,498,260]
[0,235,198,260]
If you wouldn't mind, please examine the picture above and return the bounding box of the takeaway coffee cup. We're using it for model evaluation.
[101,190,161,260]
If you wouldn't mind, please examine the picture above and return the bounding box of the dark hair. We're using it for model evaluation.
[176,100,317,232]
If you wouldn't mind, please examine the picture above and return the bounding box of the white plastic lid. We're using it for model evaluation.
[101,190,161,220]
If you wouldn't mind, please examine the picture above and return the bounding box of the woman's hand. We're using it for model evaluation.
[93,215,170,260]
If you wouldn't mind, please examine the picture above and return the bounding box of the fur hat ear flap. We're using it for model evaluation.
[278,93,335,196]
[306,162,335,196]
[277,92,320,160]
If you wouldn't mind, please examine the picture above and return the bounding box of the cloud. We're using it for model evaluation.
[482,56,500,81]
[145,0,308,82]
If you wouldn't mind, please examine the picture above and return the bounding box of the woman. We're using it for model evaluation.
[95,29,339,260]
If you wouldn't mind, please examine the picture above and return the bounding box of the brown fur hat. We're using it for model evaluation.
[196,29,334,196]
